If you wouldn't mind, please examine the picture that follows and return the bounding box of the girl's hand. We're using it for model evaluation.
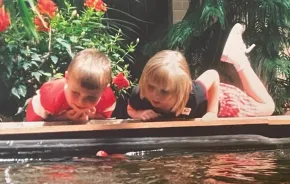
[139,109,161,121]
[201,112,218,121]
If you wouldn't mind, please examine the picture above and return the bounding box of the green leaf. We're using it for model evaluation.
[52,73,64,79]
[11,87,20,99]
[31,61,39,67]
[32,71,41,81]
[18,85,27,98]
[22,62,31,70]
[50,55,58,64]
[17,0,39,42]
[31,53,42,62]
[56,38,73,57]
[116,65,123,72]
[75,46,85,50]
[72,20,82,24]
[20,49,28,55]
[7,43,17,52]
[11,85,27,99]
[39,71,52,77]
[69,36,78,43]
[112,53,120,58]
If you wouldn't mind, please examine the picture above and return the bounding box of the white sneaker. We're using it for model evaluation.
[221,23,250,71]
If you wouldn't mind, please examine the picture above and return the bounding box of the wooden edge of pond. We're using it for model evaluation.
[0,115,289,135]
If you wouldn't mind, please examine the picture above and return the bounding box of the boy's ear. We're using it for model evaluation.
[65,71,69,80]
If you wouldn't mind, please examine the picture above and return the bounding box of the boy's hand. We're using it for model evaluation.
[64,106,96,121]
[71,105,96,116]
[63,109,89,122]
[139,110,161,121]
[201,112,218,121]
[83,107,96,117]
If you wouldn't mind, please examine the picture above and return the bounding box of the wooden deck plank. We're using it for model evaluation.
[0,116,273,135]
[267,115,290,124]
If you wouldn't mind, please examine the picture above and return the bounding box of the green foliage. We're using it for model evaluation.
[0,1,138,119]
[264,52,290,114]
[4,0,39,41]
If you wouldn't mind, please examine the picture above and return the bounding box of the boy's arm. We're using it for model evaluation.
[26,94,49,121]
[92,113,106,119]
[89,87,116,119]
[95,101,116,119]
[196,69,220,117]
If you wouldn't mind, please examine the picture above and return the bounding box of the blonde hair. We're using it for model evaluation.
[139,50,192,116]
[67,48,111,90]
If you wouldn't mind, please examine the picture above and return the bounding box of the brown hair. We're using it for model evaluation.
[67,48,111,90]
[139,50,192,116]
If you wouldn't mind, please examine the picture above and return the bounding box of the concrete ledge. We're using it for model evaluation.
[0,116,290,158]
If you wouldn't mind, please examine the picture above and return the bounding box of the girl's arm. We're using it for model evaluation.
[127,105,140,119]
[196,70,220,117]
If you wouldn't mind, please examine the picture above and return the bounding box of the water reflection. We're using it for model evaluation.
[205,152,277,183]
[0,149,290,183]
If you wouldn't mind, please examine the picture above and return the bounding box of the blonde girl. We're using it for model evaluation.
[127,23,275,121]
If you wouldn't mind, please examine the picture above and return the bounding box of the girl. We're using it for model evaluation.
[127,23,275,121]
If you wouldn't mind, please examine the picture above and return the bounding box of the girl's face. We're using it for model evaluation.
[145,81,176,112]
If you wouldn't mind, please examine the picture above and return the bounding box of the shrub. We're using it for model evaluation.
[0,0,138,120]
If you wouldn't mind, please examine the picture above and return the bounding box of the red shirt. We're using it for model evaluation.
[26,79,116,121]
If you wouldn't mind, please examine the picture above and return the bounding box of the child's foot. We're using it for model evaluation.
[221,23,251,71]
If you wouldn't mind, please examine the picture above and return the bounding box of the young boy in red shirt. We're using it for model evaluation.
[26,48,116,122]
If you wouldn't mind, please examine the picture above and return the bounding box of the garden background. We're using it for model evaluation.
[0,0,290,121]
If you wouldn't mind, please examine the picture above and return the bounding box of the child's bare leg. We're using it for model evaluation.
[221,23,275,114]
[238,65,274,104]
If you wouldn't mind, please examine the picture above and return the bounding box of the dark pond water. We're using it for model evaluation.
[1,149,290,183]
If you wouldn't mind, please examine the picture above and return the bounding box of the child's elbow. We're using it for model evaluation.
[208,69,220,82]
[127,105,135,118]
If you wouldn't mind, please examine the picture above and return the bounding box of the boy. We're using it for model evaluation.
[26,49,116,121]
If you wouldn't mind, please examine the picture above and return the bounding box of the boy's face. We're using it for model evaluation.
[144,81,176,112]
[64,72,102,111]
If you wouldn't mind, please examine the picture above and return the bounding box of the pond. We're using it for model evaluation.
[1,148,290,183]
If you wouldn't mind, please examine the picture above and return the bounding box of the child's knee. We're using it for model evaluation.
[266,100,275,115]
[259,100,275,116]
